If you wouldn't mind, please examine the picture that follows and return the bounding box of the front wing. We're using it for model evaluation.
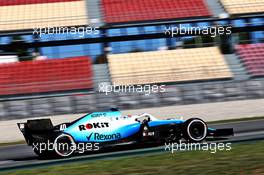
[208,128,234,137]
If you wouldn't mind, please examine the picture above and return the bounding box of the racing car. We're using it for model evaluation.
[18,108,233,157]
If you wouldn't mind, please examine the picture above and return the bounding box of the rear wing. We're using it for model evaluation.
[17,122,26,134]
[17,119,54,145]
[17,122,30,144]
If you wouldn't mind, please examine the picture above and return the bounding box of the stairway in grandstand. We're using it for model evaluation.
[92,64,112,91]
[205,0,226,17]
[224,54,250,81]
[85,0,102,26]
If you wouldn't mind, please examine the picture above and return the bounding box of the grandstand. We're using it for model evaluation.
[102,0,211,23]
[108,47,232,85]
[0,0,264,119]
[235,43,264,77]
[0,56,93,95]
[0,0,89,31]
[220,0,264,15]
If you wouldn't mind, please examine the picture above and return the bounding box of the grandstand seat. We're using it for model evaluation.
[220,0,264,15]
[0,0,88,31]
[0,0,80,6]
[102,0,211,23]
[235,43,264,77]
[0,56,93,95]
[107,47,233,85]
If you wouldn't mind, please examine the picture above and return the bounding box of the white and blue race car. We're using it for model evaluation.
[18,108,233,157]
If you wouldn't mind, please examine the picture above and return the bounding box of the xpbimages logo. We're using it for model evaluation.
[164,25,232,38]
[32,140,100,156]
[164,141,232,154]
[98,82,166,95]
[33,25,99,38]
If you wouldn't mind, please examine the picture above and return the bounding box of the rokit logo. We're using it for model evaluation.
[87,132,121,141]
[79,123,109,131]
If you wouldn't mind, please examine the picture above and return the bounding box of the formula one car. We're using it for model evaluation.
[18,108,233,157]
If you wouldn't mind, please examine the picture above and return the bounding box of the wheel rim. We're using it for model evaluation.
[187,120,207,142]
[54,134,76,157]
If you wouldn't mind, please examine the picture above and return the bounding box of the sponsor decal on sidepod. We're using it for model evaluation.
[87,132,121,141]
[79,123,109,131]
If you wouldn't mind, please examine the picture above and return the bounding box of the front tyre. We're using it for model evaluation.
[184,118,207,142]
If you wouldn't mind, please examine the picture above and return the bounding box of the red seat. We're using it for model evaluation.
[102,0,212,23]
[236,43,264,77]
[0,56,93,95]
[0,0,80,6]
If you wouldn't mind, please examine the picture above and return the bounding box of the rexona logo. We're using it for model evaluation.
[79,123,109,131]
[87,132,121,141]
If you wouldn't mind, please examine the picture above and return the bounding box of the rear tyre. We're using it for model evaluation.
[53,134,76,157]
[183,118,207,142]
[32,139,56,158]
[33,145,47,157]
